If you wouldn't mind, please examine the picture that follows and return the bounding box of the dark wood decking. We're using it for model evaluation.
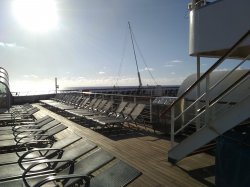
[34,103,215,187]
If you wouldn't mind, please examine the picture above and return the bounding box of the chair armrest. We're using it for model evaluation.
[33,174,90,187]
[18,148,64,170]
[22,158,75,187]
[15,136,53,147]
[14,129,45,140]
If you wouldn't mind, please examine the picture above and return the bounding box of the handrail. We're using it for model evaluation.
[174,71,249,135]
[161,29,250,116]
[203,71,249,112]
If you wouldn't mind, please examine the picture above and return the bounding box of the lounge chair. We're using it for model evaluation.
[95,103,146,130]
[0,140,97,182]
[0,107,40,123]
[87,160,141,187]
[40,94,74,108]
[26,158,140,187]
[0,115,54,133]
[90,101,128,122]
[0,120,61,141]
[0,149,115,187]
[53,95,83,111]
[95,102,136,124]
[84,100,114,121]
[67,99,107,117]
[0,133,82,166]
[0,124,68,152]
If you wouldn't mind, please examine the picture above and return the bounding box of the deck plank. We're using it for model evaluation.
[33,103,215,187]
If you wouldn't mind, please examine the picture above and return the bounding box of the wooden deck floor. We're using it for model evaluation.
[34,103,215,187]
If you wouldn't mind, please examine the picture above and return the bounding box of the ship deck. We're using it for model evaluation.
[33,103,215,187]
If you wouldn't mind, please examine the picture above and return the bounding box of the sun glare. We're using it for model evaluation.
[12,0,58,33]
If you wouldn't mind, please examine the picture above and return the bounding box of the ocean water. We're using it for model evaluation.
[12,85,180,96]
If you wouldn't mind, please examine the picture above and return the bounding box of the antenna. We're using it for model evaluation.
[128,21,142,87]
[55,77,59,94]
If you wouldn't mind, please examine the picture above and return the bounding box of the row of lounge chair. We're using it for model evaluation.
[40,93,146,132]
[0,104,40,126]
[0,103,141,186]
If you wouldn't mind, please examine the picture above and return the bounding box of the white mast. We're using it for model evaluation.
[128,21,142,87]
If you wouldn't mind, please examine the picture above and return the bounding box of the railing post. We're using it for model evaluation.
[149,98,152,123]
[195,55,201,130]
[171,106,175,148]
[205,75,210,125]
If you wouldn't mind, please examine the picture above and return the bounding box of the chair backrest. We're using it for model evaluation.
[72,96,82,105]
[39,124,67,140]
[101,101,114,113]
[79,97,90,108]
[122,103,137,116]
[115,102,128,113]
[95,100,108,111]
[87,98,97,108]
[130,104,145,120]
[37,120,61,132]
[91,99,102,109]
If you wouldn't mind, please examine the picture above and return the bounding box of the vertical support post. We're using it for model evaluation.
[149,97,152,123]
[205,75,210,125]
[55,77,59,94]
[134,96,136,103]
[171,106,175,148]
[195,56,201,130]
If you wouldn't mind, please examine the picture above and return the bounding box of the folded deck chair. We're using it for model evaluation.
[0,120,61,141]
[0,115,54,134]
[0,140,97,182]
[0,149,115,187]
[0,133,82,166]
[0,124,68,152]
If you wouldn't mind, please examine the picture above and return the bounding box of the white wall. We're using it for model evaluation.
[189,0,250,57]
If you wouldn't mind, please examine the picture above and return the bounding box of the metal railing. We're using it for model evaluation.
[161,30,250,147]
[0,67,11,111]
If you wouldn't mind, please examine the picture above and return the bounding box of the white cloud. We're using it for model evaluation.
[0,42,25,49]
[23,74,39,79]
[165,59,184,68]
[98,71,105,74]
[164,64,174,67]
[140,67,154,72]
[171,72,176,75]
[171,60,183,63]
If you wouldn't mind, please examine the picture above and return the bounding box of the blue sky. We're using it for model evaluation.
[0,0,212,93]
